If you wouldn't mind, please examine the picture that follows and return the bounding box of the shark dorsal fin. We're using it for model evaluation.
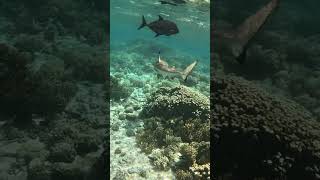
[158,15,164,21]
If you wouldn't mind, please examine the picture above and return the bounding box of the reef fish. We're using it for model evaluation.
[154,52,197,81]
[214,0,279,64]
[138,15,179,37]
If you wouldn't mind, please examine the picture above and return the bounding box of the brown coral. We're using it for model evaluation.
[141,85,210,120]
[212,75,320,179]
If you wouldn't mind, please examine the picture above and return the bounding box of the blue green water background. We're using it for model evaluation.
[110,0,210,63]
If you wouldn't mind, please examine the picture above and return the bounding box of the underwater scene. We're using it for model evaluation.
[0,0,107,179]
[212,0,320,179]
[110,0,210,179]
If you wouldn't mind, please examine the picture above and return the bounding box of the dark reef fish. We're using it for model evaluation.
[154,52,197,81]
[214,0,279,64]
[159,1,177,6]
[159,0,186,6]
[138,15,179,37]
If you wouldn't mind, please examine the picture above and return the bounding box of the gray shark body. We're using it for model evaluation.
[154,53,197,81]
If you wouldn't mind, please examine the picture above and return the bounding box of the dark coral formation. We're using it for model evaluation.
[212,75,320,179]
[138,85,210,179]
[0,43,32,122]
[0,43,77,125]
[110,75,132,101]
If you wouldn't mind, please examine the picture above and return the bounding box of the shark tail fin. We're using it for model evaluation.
[138,15,147,30]
[181,61,197,81]
[228,0,279,63]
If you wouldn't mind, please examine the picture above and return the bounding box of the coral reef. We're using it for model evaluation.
[140,85,210,120]
[0,0,108,179]
[137,85,210,179]
[212,75,320,179]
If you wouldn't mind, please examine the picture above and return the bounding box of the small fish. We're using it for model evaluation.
[138,15,179,37]
[214,0,279,64]
[154,52,197,81]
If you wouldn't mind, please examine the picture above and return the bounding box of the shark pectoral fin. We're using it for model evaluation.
[181,61,197,81]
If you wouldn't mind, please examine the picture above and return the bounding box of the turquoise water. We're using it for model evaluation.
[110,0,210,179]
[110,0,210,61]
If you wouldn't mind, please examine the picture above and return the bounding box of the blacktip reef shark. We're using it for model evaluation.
[154,52,197,81]
[214,0,279,64]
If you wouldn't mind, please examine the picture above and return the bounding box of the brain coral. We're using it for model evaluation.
[212,75,320,179]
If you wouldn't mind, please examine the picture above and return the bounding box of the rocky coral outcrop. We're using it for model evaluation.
[212,75,320,179]
[141,85,210,120]
[138,85,210,179]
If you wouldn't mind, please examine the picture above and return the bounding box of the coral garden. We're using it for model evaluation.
[109,39,210,179]
[109,0,210,177]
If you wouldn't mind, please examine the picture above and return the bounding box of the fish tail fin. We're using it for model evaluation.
[138,15,147,30]
[181,61,197,81]
[229,0,279,63]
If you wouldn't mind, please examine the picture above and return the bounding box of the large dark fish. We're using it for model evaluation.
[138,15,179,37]
[159,0,186,6]
[159,1,178,6]
[214,0,279,64]
[172,0,186,4]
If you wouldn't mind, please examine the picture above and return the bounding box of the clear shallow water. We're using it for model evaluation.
[111,0,210,61]
[110,0,210,179]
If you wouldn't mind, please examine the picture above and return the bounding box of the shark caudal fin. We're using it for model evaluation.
[181,61,197,81]
[222,0,279,63]
[138,15,147,30]
[234,0,279,44]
